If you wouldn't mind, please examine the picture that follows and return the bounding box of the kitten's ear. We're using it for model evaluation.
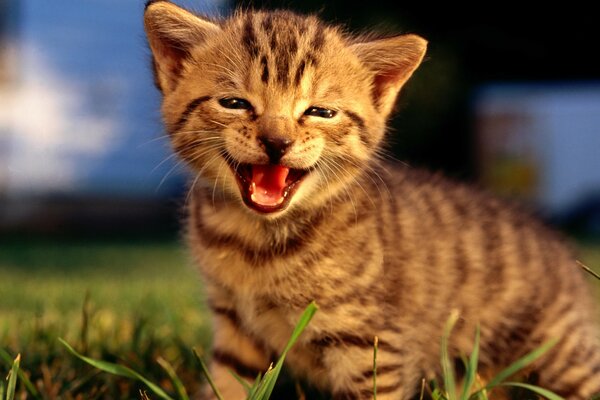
[144,0,221,93]
[351,34,427,117]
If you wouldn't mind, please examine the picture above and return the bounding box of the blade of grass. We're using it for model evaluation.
[461,326,480,399]
[499,382,565,400]
[156,357,189,400]
[0,349,40,399]
[373,336,378,400]
[228,369,254,394]
[484,338,558,389]
[577,260,600,281]
[431,388,447,400]
[0,381,5,400]
[192,348,224,400]
[59,338,174,400]
[5,354,19,400]
[418,378,426,400]
[250,302,318,400]
[246,371,263,398]
[473,375,488,400]
[441,310,460,400]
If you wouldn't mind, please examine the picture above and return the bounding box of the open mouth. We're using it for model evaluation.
[229,162,308,213]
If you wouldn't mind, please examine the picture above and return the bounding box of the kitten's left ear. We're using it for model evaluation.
[144,0,221,93]
[351,34,427,117]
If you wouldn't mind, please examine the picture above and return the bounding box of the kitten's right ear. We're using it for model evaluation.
[144,0,221,93]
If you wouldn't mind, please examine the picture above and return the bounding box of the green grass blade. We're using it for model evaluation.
[484,338,558,389]
[246,372,262,398]
[373,336,378,400]
[432,388,447,400]
[0,349,40,399]
[249,301,318,400]
[499,382,565,400]
[441,310,459,400]
[59,338,174,400]
[461,326,480,399]
[280,302,318,357]
[228,369,254,394]
[156,357,189,400]
[5,354,19,400]
[0,381,5,400]
[192,348,224,400]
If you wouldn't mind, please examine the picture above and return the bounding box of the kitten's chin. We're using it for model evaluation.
[228,162,309,214]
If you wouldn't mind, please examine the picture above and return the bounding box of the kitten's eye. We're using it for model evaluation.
[219,98,253,110]
[304,107,337,119]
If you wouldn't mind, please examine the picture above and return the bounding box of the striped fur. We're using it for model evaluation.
[144,3,600,399]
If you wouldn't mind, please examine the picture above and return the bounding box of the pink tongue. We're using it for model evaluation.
[250,164,290,206]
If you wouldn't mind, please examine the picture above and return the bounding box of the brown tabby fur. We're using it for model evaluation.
[144,2,600,399]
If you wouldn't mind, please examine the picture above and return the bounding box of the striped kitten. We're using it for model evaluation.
[144,2,600,399]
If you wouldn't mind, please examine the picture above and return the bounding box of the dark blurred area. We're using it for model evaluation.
[1,0,599,237]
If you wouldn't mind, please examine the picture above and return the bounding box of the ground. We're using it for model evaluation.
[1,235,599,399]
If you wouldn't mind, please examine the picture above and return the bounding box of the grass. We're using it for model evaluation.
[0,236,211,399]
[1,236,599,399]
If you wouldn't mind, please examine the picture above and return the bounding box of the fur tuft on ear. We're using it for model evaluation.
[351,34,427,117]
[144,1,221,93]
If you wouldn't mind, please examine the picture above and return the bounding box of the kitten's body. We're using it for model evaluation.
[144,2,600,399]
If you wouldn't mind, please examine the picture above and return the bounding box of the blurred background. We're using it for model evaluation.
[0,0,599,236]
[0,0,599,397]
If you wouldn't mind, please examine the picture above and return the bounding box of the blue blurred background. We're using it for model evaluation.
[0,0,599,236]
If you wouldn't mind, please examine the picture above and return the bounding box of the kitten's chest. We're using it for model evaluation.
[191,196,383,300]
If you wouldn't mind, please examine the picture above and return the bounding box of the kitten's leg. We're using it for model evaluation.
[201,302,272,400]
[314,335,419,400]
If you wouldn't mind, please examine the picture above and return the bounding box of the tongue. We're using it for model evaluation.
[250,164,290,207]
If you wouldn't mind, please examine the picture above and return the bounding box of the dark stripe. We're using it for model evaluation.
[361,380,402,395]
[287,34,298,55]
[344,110,366,130]
[171,96,211,134]
[294,59,306,86]
[483,301,541,366]
[312,333,402,355]
[311,25,325,51]
[260,55,269,83]
[482,204,502,301]
[306,52,318,67]
[195,206,326,266]
[276,49,290,85]
[242,17,259,58]
[261,13,273,32]
[209,304,241,329]
[269,30,278,51]
[448,193,469,283]
[151,58,163,92]
[559,362,600,397]
[541,323,587,382]
[353,363,402,382]
[344,110,368,145]
[212,349,262,380]
[332,391,361,400]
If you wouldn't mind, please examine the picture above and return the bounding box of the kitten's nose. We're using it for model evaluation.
[258,135,293,164]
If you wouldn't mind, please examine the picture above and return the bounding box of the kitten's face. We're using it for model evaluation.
[145,3,426,216]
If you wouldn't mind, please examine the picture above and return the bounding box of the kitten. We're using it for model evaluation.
[144,1,600,399]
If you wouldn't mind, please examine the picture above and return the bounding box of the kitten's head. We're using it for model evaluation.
[144,1,426,216]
